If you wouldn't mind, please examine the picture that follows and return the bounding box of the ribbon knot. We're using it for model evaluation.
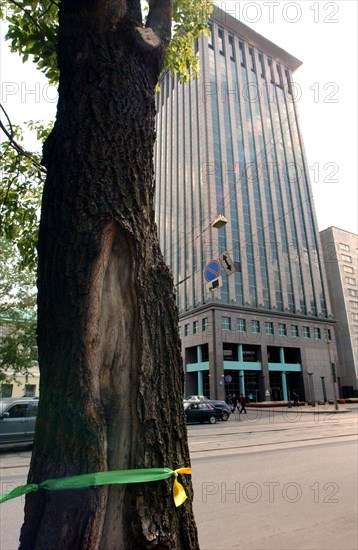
[172,467,192,507]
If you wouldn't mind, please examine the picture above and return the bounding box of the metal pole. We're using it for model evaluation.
[308,373,315,407]
[211,308,217,400]
[327,338,339,411]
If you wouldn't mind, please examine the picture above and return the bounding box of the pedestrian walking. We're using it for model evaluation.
[231,393,238,413]
[239,394,247,414]
[292,391,299,407]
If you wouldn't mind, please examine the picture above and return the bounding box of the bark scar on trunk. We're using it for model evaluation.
[86,220,139,546]
[134,27,161,50]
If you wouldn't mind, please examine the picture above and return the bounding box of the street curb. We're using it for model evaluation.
[241,406,351,414]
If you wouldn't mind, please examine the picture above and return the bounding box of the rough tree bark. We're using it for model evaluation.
[20,1,199,548]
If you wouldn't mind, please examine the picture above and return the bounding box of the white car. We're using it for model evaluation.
[185,395,208,402]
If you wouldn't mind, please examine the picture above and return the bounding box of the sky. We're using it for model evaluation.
[0,0,357,235]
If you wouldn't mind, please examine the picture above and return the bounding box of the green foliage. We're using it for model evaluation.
[0,0,59,83]
[0,121,51,270]
[166,0,212,81]
[0,238,38,382]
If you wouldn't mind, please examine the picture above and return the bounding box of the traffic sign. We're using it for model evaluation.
[204,260,221,282]
[219,251,236,276]
[225,375,232,383]
[205,276,223,294]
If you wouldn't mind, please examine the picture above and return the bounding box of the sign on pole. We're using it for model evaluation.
[204,260,221,282]
[219,251,236,276]
[205,276,223,294]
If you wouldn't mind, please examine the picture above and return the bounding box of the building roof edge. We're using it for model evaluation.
[211,5,302,71]
[320,226,358,237]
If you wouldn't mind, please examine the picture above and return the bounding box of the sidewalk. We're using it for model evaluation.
[244,402,354,414]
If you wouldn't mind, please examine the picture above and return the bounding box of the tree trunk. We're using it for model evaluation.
[20,2,199,548]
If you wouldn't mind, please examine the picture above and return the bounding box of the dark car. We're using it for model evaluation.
[184,402,223,424]
[206,400,231,421]
[0,398,38,449]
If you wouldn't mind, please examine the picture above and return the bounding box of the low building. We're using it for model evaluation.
[320,227,358,396]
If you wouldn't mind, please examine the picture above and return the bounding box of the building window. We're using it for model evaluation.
[202,318,209,332]
[348,289,358,297]
[276,64,284,87]
[350,301,358,309]
[239,41,246,66]
[346,277,356,285]
[265,322,274,335]
[251,320,260,334]
[340,243,350,251]
[193,321,199,334]
[222,317,231,331]
[237,319,246,332]
[314,327,321,340]
[285,68,292,94]
[218,28,225,55]
[353,325,358,333]
[344,265,354,273]
[342,254,352,263]
[0,384,13,397]
[194,38,199,55]
[184,324,190,337]
[303,326,310,339]
[208,23,214,48]
[278,323,287,336]
[258,52,265,78]
[248,47,256,72]
[353,313,358,321]
[24,384,36,397]
[228,34,235,60]
[291,325,299,338]
[324,328,332,341]
[267,57,275,82]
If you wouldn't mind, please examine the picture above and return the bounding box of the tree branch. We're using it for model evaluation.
[0,105,46,174]
[7,0,56,46]
[146,0,172,45]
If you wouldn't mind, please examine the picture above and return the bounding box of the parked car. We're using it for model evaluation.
[184,402,224,424]
[0,398,38,449]
[206,400,231,421]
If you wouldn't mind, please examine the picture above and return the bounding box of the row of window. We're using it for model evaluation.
[208,23,292,92]
[182,319,331,340]
[0,384,36,398]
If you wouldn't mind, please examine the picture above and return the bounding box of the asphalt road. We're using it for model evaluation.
[0,406,357,550]
[189,408,358,549]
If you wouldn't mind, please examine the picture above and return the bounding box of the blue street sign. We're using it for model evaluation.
[204,260,221,282]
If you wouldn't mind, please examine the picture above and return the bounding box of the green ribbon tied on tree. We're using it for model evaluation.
[0,467,192,507]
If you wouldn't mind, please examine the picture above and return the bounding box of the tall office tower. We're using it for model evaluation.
[320,227,358,396]
[154,6,338,402]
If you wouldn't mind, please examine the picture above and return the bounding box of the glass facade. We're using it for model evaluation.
[154,11,331,322]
